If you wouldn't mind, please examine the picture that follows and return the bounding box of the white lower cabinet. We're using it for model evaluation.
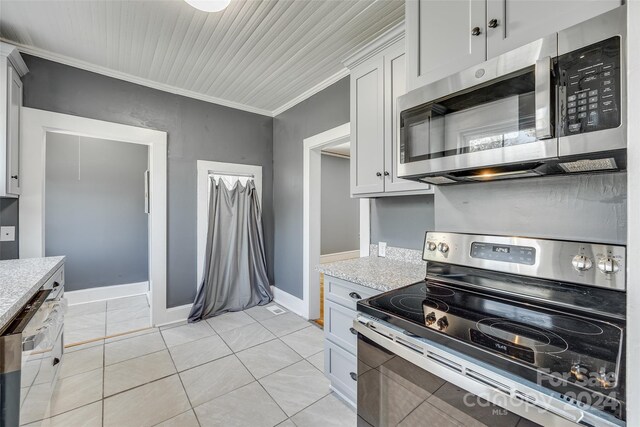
[323,275,381,407]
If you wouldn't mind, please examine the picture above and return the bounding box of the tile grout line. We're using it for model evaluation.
[158,324,202,427]
[52,306,329,427]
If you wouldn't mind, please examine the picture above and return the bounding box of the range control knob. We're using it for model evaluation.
[426,241,437,252]
[597,257,620,274]
[572,255,593,272]
[570,364,587,382]
[425,312,437,326]
[436,316,449,331]
[437,243,450,254]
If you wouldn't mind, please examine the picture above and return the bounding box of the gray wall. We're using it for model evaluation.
[370,195,435,250]
[321,154,359,255]
[22,55,274,307]
[273,77,350,298]
[45,133,149,291]
[0,198,18,260]
[434,173,627,244]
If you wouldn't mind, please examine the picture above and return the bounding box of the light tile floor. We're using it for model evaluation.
[27,303,355,426]
[64,295,151,346]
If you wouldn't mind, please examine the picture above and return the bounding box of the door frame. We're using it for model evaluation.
[302,122,370,320]
[19,108,169,325]
[196,160,263,287]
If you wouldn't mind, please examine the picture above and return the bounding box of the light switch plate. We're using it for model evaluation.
[378,242,387,257]
[0,226,15,242]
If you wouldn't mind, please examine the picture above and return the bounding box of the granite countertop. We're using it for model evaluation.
[317,256,426,292]
[0,256,65,330]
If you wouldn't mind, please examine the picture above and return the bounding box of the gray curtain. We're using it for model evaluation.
[188,177,272,322]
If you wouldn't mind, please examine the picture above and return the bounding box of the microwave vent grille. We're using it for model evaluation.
[420,176,457,185]
[558,158,617,173]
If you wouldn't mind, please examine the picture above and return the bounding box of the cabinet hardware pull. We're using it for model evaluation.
[488,19,498,28]
[53,357,61,366]
[350,372,357,381]
[384,171,390,176]
[349,292,361,299]
[53,282,60,289]
[349,327,357,335]
[10,175,18,179]
[376,172,382,177]
[471,26,481,36]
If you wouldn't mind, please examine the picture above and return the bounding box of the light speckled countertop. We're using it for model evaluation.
[0,256,65,330]
[317,256,426,292]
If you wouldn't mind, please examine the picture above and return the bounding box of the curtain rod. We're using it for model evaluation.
[209,170,255,178]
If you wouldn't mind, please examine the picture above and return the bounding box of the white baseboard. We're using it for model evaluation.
[320,250,361,264]
[271,286,307,319]
[65,281,149,306]
[155,304,193,327]
[154,288,306,327]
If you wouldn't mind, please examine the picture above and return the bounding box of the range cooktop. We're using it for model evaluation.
[358,268,626,421]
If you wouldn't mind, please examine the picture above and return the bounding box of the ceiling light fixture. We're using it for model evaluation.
[184,0,231,13]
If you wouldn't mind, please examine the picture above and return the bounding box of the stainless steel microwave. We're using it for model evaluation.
[397,6,626,185]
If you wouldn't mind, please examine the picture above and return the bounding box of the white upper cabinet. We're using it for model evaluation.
[406,0,487,91]
[350,54,385,195]
[345,25,432,197]
[383,41,427,193]
[0,43,28,198]
[406,0,622,91]
[486,0,622,58]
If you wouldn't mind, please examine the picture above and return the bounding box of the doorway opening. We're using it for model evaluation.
[303,123,369,323]
[316,143,361,326]
[20,108,168,336]
[45,132,151,345]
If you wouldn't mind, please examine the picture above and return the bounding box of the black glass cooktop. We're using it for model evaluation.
[357,278,626,418]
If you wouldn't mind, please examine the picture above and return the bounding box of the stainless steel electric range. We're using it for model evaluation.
[355,232,626,427]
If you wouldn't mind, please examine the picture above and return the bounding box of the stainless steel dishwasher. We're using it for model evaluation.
[0,268,65,427]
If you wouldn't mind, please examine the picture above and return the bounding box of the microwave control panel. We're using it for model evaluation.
[557,36,621,137]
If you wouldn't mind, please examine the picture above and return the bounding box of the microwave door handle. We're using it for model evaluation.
[535,56,553,139]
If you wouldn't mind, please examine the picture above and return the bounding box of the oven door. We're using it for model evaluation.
[397,35,558,181]
[356,333,544,427]
[354,318,595,427]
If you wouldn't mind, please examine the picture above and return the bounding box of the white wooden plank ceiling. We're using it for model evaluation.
[0,0,404,115]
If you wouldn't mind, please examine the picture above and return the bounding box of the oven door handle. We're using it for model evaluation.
[535,56,553,139]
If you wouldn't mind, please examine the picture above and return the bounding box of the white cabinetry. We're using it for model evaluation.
[406,0,622,91]
[406,0,486,91]
[0,43,28,198]
[486,0,622,58]
[323,275,380,406]
[345,24,432,197]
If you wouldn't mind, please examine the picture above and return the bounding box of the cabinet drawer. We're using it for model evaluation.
[325,339,357,405]
[325,276,379,311]
[324,300,358,354]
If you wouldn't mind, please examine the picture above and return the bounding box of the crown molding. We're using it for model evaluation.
[0,41,29,76]
[2,39,273,117]
[2,39,354,118]
[271,68,350,117]
[342,21,405,69]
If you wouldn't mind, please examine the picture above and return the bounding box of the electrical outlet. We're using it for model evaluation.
[378,241,387,257]
[0,226,15,242]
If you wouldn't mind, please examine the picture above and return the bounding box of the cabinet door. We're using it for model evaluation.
[406,0,486,91]
[383,40,431,193]
[486,0,621,59]
[6,63,21,196]
[350,56,385,195]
